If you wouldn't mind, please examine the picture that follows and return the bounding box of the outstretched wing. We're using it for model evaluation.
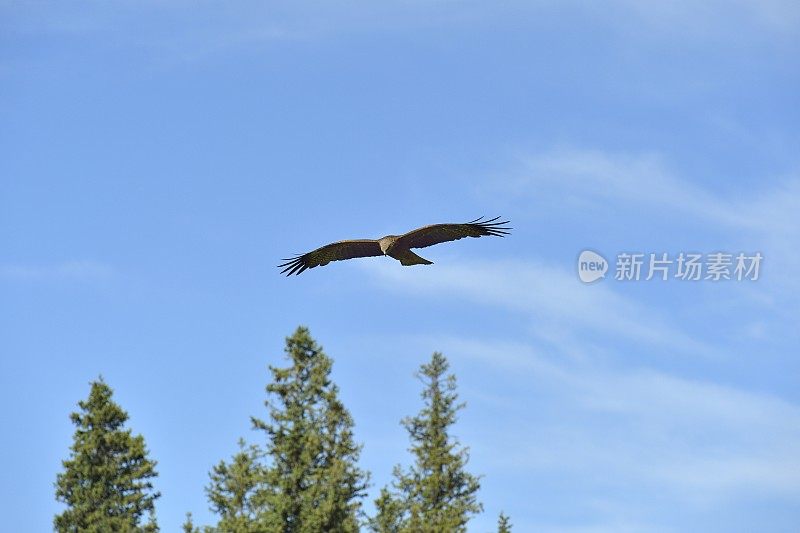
[396,216,511,250]
[278,239,383,276]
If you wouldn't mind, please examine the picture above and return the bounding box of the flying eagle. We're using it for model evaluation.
[279,216,511,276]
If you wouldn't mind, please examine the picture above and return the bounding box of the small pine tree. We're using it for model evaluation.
[371,488,404,533]
[182,512,199,533]
[54,378,160,532]
[205,439,265,532]
[371,352,482,532]
[497,511,512,532]
[251,326,369,531]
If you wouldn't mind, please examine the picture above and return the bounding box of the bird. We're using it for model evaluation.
[279,216,511,276]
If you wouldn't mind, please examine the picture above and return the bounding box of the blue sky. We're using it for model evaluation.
[2,1,799,531]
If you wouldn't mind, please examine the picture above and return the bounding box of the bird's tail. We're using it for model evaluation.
[390,249,434,266]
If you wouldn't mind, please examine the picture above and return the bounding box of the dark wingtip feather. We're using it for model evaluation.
[467,216,512,237]
[277,254,309,276]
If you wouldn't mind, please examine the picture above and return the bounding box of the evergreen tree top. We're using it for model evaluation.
[372,352,481,533]
[55,378,159,533]
[71,377,128,429]
[497,511,512,532]
[196,327,368,533]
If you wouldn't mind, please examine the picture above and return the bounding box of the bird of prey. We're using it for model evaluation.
[279,216,511,276]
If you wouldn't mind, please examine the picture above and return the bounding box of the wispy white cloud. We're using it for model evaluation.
[503,147,800,310]
[612,0,800,35]
[362,258,716,357]
[524,148,800,225]
[428,336,800,502]
[513,147,799,234]
[0,260,113,282]
[8,0,798,35]
[2,0,796,66]
[512,148,736,223]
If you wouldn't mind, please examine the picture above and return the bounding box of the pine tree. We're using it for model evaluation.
[205,439,265,532]
[371,352,482,533]
[54,378,160,533]
[196,327,369,532]
[497,512,512,532]
[250,326,369,532]
[182,513,199,533]
[371,488,404,533]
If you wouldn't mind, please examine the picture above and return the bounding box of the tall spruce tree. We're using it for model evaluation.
[54,378,160,533]
[196,327,369,532]
[371,352,481,533]
[251,326,369,532]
